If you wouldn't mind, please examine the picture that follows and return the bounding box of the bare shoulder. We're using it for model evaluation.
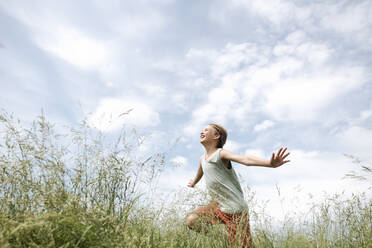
[199,154,204,163]
[220,149,246,164]
[220,149,234,159]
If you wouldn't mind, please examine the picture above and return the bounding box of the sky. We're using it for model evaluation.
[1,0,372,219]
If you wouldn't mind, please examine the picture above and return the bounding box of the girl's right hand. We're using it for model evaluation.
[187,179,195,188]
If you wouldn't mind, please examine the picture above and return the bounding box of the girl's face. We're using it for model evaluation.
[200,125,219,144]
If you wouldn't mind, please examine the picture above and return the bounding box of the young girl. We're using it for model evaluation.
[186,123,290,248]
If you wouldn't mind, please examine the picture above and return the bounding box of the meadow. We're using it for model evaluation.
[0,111,371,247]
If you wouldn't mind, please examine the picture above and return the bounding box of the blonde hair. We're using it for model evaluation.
[209,123,228,148]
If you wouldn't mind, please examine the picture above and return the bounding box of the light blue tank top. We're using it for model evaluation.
[201,148,248,214]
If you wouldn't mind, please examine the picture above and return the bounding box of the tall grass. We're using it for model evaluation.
[0,111,371,247]
[0,111,166,247]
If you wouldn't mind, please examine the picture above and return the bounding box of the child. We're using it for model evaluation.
[186,123,290,248]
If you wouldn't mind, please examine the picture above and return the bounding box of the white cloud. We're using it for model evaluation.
[157,166,195,190]
[0,3,110,69]
[36,27,110,69]
[184,31,366,134]
[358,105,372,123]
[87,97,160,132]
[211,43,263,77]
[245,149,266,158]
[275,43,331,65]
[359,109,372,122]
[315,1,372,50]
[138,84,167,97]
[93,1,168,41]
[210,0,372,51]
[208,85,237,105]
[186,48,218,62]
[136,130,168,155]
[263,66,365,121]
[285,30,306,44]
[320,1,372,34]
[184,105,215,136]
[0,0,170,73]
[249,0,297,24]
[170,156,188,167]
[334,126,372,160]
[345,104,372,127]
[224,140,244,152]
[184,84,241,135]
[228,0,311,25]
[254,120,275,132]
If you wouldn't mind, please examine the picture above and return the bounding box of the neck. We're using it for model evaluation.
[202,143,219,155]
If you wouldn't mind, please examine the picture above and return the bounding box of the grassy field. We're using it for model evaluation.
[0,112,371,247]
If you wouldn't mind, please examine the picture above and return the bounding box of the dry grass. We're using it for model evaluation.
[0,111,371,247]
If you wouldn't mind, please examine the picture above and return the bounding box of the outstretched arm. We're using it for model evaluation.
[188,156,203,187]
[220,147,290,168]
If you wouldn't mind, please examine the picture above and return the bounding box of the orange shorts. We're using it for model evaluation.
[194,201,253,248]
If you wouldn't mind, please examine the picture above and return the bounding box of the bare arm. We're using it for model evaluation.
[188,156,204,187]
[220,147,290,168]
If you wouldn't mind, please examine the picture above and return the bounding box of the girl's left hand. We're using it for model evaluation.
[270,147,290,168]
[187,179,195,188]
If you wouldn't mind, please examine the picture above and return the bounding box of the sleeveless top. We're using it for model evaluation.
[201,148,248,214]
